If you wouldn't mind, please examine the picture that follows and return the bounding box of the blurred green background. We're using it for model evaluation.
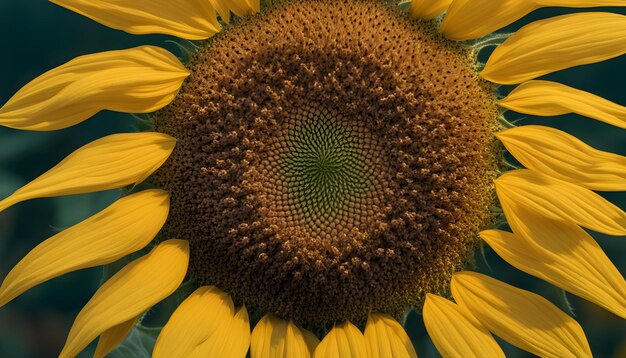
[0,1,624,357]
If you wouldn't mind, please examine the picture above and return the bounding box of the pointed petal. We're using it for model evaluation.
[496,169,626,236]
[442,0,626,41]
[409,0,452,20]
[209,0,231,23]
[0,132,175,213]
[251,314,314,358]
[364,313,417,358]
[497,125,626,191]
[0,46,189,131]
[225,0,260,17]
[482,13,626,84]
[50,0,221,39]
[153,286,236,357]
[313,322,368,358]
[59,240,189,358]
[499,80,626,129]
[484,205,626,318]
[0,190,169,307]
[189,305,251,358]
[94,317,136,358]
[452,272,592,358]
[423,294,504,358]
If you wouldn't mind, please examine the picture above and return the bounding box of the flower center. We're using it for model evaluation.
[153,0,500,327]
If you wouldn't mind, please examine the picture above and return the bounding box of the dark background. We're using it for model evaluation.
[0,1,624,357]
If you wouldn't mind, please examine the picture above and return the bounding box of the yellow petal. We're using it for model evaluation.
[452,272,592,358]
[225,0,260,17]
[0,46,189,131]
[497,125,626,191]
[314,322,368,358]
[482,13,626,84]
[302,329,321,355]
[0,132,175,213]
[60,239,190,358]
[484,203,626,318]
[409,0,452,20]
[423,294,504,358]
[188,305,251,358]
[0,190,169,307]
[496,169,626,236]
[442,0,626,41]
[251,314,314,358]
[364,313,417,358]
[94,317,136,358]
[50,0,220,39]
[209,0,231,24]
[153,286,237,358]
[499,80,626,129]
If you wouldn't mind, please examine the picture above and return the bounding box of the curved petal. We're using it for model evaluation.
[60,239,190,358]
[0,46,189,131]
[251,314,314,358]
[302,330,321,355]
[495,169,626,236]
[499,80,626,129]
[188,306,251,358]
[226,0,260,17]
[409,0,452,20]
[0,132,176,213]
[442,0,626,41]
[0,190,169,307]
[364,313,417,358]
[482,13,626,84]
[497,125,626,190]
[314,322,368,358]
[423,294,504,358]
[154,286,238,357]
[451,272,592,358]
[94,317,136,358]
[50,0,220,40]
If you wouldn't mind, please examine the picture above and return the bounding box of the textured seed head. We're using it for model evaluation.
[153,0,500,327]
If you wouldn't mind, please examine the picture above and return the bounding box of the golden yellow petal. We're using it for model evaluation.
[409,0,452,20]
[423,294,504,358]
[59,240,189,358]
[94,317,136,358]
[442,0,626,41]
[50,0,220,39]
[0,132,175,213]
[364,313,417,358]
[499,80,626,129]
[452,272,592,358]
[154,286,236,357]
[496,169,626,236]
[485,203,626,318]
[302,329,321,356]
[0,190,169,308]
[482,13,626,84]
[251,314,314,358]
[314,322,368,358]
[188,305,251,358]
[497,125,626,191]
[0,46,189,131]
[215,0,260,18]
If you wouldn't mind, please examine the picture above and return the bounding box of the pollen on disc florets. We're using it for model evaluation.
[152,0,500,327]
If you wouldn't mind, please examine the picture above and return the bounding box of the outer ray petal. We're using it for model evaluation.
[497,125,626,190]
[251,314,314,358]
[302,330,321,355]
[0,46,189,131]
[60,240,190,358]
[495,169,626,236]
[188,306,251,358]
[0,190,169,308]
[50,0,220,39]
[314,322,368,358]
[153,286,236,357]
[499,80,626,129]
[94,317,136,358]
[0,132,176,213]
[442,0,626,41]
[423,294,504,358]
[451,272,592,358]
[481,13,626,84]
[364,313,417,358]
[409,0,452,20]
[214,0,260,18]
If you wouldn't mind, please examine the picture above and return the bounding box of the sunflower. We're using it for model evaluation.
[1,0,625,356]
